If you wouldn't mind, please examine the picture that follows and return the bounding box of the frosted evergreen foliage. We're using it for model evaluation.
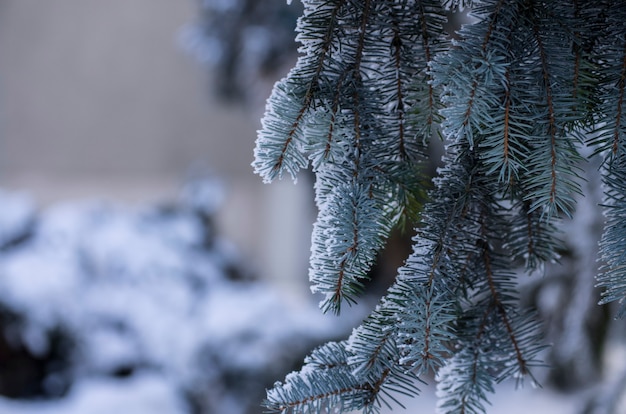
[253,1,626,413]
[254,0,446,314]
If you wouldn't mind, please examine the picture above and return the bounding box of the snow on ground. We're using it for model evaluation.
[0,374,188,414]
[0,374,582,414]
[372,380,581,414]
[0,185,365,414]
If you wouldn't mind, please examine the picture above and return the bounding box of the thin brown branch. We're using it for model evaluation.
[478,212,527,374]
[533,23,558,205]
[325,73,347,159]
[571,0,581,113]
[524,201,536,262]
[461,0,506,133]
[331,196,361,312]
[613,41,626,156]
[417,1,435,128]
[364,366,393,405]
[277,383,369,412]
[272,0,345,173]
[328,0,374,308]
[352,88,363,178]
[276,365,392,412]
[364,332,393,371]
[333,260,347,312]
[391,26,407,159]
[350,0,371,177]
[503,69,512,168]
[483,249,527,374]
[353,0,370,75]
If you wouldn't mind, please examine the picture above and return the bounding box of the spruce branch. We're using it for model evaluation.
[289,0,448,313]
[479,218,530,379]
[414,0,443,140]
[516,2,584,219]
[613,48,626,157]
[580,3,626,315]
[310,182,391,314]
[253,0,345,182]
[433,0,510,148]
[503,198,564,271]
[264,340,419,414]
[254,1,626,413]
[531,21,564,217]
[390,17,409,160]
[598,157,626,317]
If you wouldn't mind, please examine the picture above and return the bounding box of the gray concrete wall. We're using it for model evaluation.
[0,0,261,181]
[0,0,313,295]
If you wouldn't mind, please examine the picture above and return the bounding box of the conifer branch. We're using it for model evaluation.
[323,79,343,160]
[391,23,408,159]
[481,239,527,375]
[253,0,346,182]
[459,0,506,145]
[571,0,583,116]
[532,23,559,208]
[417,0,435,129]
[348,0,371,176]
[330,197,362,313]
[525,203,535,259]
[597,21,626,316]
[254,1,626,412]
[354,0,371,76]
[612,44,626,157]
[502,70,511,175]
[597,159,626,317]
[504,195,564,271]
[511,2,583,220]
[352,89,363,176]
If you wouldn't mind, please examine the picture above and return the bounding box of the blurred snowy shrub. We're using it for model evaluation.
[0,182,357,414]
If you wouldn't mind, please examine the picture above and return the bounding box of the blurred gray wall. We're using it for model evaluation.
[0,0,259,184]
[0,0,313,295]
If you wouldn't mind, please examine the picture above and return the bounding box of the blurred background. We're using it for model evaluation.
[0,1,623,413]
[0,0,312,295]
[0,1,330,413]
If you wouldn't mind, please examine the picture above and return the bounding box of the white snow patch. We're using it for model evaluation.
[0,374,188,414]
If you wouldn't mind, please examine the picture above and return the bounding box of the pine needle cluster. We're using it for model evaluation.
[252,1,626,412]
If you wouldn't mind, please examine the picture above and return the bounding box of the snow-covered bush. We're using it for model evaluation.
[0,181,360,414]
